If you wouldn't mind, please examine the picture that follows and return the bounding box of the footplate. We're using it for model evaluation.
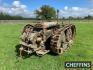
[36,50,50,56]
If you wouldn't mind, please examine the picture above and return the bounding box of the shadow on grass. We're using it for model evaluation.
[15,44,20,57]
[47,51,59,56]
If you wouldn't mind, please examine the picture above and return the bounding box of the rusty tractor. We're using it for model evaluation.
[19,22,76,57]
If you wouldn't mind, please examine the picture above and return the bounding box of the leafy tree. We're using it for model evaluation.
[35,5,56,20]
[84,15,93,19]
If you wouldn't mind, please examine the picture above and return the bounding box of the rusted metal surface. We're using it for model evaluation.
[19,22,76,57]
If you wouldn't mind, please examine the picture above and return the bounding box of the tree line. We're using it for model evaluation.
[0,5,93,20]
[0,12,24,20]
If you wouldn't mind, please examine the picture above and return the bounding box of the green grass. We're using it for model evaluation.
[0,21,93,70]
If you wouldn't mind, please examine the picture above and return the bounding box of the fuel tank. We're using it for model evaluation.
[43,22,57,28]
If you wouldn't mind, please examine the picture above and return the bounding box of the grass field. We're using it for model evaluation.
[0,21,93,70]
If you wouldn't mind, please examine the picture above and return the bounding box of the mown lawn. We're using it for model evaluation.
[0,21,93,70]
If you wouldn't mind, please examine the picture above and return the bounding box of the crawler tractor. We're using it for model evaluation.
[19,22,76,57]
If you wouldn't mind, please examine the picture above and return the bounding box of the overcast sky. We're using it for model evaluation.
[0,0,93,18]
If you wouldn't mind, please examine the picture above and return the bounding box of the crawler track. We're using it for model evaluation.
[50,24,76,54]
